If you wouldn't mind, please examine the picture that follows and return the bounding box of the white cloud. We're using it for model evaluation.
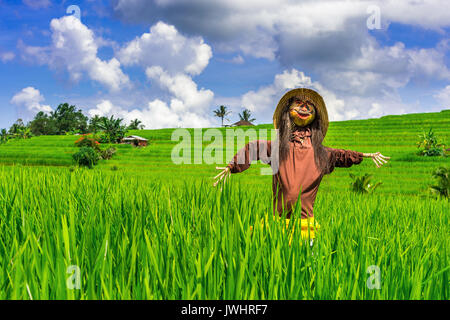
[113,0,450,65]
[88,99,212,129]
[88,100,114,118]
[23,0,51,9]
[114,0,366,61]
[381,0,450,30]
[18,19,216,128]
[10,87,52,113]
[87,66,215,129]
[17,39,50,65]
[316,39,450,103]
[407,45,450,80]
[118,21,212,76]
[241,69,355,121]
[0,51,15,63]
[13,2,448,127]
[146,66,214,113]
[216,54,245,64]
[111,0,450,123]
[434,85,450,109]
[229,55,244,64]
[366,100,409,118]
[85,21,216,129]
[237,68,427,123]
[19,16,130,91]
[368,103,384,118]
[342,92,410,119]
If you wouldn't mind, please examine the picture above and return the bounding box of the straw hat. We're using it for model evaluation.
[273,88,329,137]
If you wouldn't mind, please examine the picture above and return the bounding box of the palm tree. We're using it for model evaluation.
[213,105,231,127]
[238,109,256,123]
[128,119,144,130]
[99,116,127,143]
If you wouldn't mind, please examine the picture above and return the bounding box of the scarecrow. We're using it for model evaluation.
[213,88,390,241]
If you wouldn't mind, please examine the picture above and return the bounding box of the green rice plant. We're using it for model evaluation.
[349,173,382,194]
[429,167,449,199]
[100,147,117,160]
[0,167,447,300]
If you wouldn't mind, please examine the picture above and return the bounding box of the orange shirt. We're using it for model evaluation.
[227,128,363,218]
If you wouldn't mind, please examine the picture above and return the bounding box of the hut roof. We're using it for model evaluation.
[232,120,255,126]
[122,135,148,141]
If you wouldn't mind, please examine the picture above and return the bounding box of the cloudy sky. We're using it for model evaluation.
[0,0,449,129]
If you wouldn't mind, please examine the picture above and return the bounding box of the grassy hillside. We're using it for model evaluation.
[0,110,448,194]
[0,110,448,299]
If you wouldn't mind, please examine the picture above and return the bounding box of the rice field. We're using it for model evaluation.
[0,110,448,299]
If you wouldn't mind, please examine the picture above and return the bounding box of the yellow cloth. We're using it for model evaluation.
[250,215,320,246]
[284,217,320,246]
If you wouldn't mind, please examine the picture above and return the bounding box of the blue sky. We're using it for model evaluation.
[0,0,449,129]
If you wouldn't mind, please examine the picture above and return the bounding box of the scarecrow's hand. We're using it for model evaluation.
[363,152,390,168]
[213,166,231,187]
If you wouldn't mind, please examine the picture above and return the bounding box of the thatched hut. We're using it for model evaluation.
[121,135,148,147]
[232,120,255,126]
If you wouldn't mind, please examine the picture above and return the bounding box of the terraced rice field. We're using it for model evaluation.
[0,110,448,299]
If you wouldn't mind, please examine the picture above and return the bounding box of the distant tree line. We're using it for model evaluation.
[0,103,145,144]
[213,105,256,126]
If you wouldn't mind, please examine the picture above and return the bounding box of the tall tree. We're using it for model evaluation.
[213,105,231,127]
[238,109,256,123]
[29,112,57,136]
[50,103,88,134]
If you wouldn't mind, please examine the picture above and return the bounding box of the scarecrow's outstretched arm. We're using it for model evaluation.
[362,152,390,168]
[326,147,390,170]
[326,147,364,168]
[213,140,271,187]
[227,140,272,173]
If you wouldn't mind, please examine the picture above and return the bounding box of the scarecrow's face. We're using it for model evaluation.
[288,98,316,127]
